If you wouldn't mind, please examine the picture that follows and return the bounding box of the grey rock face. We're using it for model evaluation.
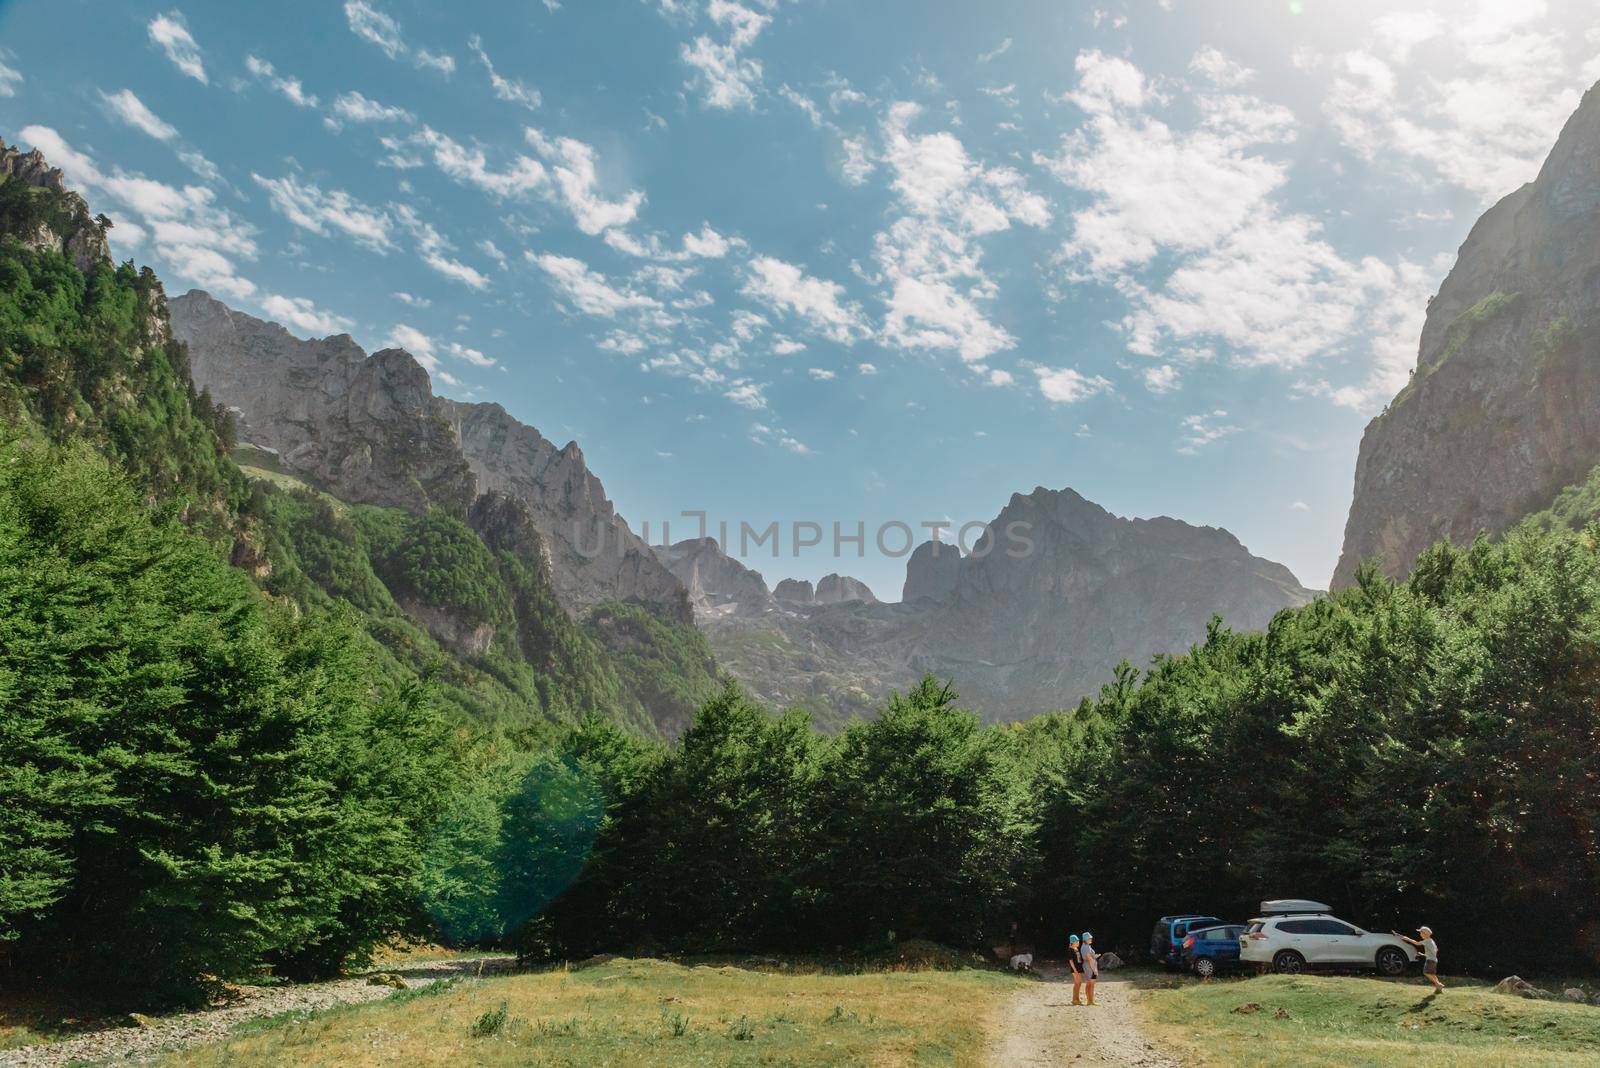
[675,485,1315,723]
[902,540,962,602]
[654,537,775,617]
[1334,81,1600,587]
[168,290,690,622]
[815,573,877,605]
[774,578,815,604]
[1,140,112,272]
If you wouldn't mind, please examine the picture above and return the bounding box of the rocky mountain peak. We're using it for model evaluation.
[2,138,112,272]
[903,540,962,603]
[773,578,814,604]
[168,291,692,623]
[1333,79,1600,587]
[814,573,878,605]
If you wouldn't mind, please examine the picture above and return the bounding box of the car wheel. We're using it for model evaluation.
[1375,946,1407,977]
[1193,957,1216,979]
[1272,950,1305,975]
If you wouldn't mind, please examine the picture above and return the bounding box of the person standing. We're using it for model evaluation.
[1393,926,1443,990]
[1066,934,1084,1005]
[1081,932,1099,1005]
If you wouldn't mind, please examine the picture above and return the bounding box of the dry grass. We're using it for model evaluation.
[154,956,1019,1067]
[1139,972,1600,1068]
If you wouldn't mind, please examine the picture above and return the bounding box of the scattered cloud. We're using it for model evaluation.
[742,256,868,344]
[1313,2,1585,200]
[332,90,413,124]
[1142,363,1180,393]
[1178,409,1239,454]
[875,101,1050,366]
[260,294,353,335]
[1290,500,1311,512]
[682,0,771,109]
[469,36,541,110]
[532,252,663,317]
[1188,46,1254,88]
[245,55,319,109]
[808,367,836,381]
[148,12,206,84]
[99,89,177,141]
[393,291,431,308]
[253,173,396,253]
[344,1,454,75]
[1034,366,1113,404]
[395,203,491,288]
[857,362,878,374]
[448,341,496,367]
[526,129,644,233]
[384,323,438,368]
[978,37,1013,63]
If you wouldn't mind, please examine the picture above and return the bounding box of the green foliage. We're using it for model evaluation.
[1520,463,1600,534]
[0,221,245,544]
[584,601,721,736]
[0,436,450,1001]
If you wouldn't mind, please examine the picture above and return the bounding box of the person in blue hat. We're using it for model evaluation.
[1066,934,1085,1005]
[1081,932,1099,1005]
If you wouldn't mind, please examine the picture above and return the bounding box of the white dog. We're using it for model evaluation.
[1009,952,1034,971]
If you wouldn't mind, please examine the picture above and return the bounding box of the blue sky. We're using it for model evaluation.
[2,0,1596,597]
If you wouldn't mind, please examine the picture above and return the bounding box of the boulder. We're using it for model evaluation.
[1493,976,1551,1000]
[1564,987,1588,1003]
[1232,1002,1259,1015]
[1098,951,1124,970]
[366,972,407,989]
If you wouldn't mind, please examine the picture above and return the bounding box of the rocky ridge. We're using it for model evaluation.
[658,486,1316,722]
[168,290,690,624]
[1334,80,1600,586]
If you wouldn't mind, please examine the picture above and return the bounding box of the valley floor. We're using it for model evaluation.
[5,958,1597,1067]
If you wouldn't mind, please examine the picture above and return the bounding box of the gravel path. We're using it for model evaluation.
[0,956,514,1067]
[989,965,1184,1067]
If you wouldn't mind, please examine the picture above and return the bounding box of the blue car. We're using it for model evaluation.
[1181,923,1246,977]
[1150,914,1223,969]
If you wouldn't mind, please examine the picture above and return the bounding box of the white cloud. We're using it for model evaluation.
[1038,48,1436,412]
[526,129,643,233]
[148,12,206,84]
[681,0,771,109]
[724,379,767,409]
[808,367,836,381]
[874,101,1050,365]
[245,55,319,109]
[1316,2,1585,201]
[477,239,508,266]
[448,341,496,367]
[1178,409,1239,454]
[344,1,454,75]
[99,89,177,141]
[681,223,732,258]
[394,203,491,289]
[978,38,1013,63]
[742,256,867,344]
[21,124,260,302]
[772,338,806,355]
[393,291,431,307]
[857,361,878,374]
[259,294,353,335]
[1188,47,1255,88]
[986,368,1014,387]
[1034,366,1112,404]
[1290,500,1311,512]
[469,36,541,110]
[532,252,663,317]
[253,173,395,253]
[177,149,220,182]
[0,56,18,98]
[385,323,438,369]
[332,90,413,124]
[404,126,547,197]
[1142,363,1180,393]
[840,136,874,184]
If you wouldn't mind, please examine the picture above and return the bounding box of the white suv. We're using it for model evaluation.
[1238,901,1416,976]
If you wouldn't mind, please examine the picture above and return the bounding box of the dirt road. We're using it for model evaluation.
[989,966,1184,1067]
[0,956,513,1068]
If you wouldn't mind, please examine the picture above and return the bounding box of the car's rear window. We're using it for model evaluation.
[1245,922,1264,935]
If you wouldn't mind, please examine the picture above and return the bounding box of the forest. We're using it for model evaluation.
[2,176,1598,1008]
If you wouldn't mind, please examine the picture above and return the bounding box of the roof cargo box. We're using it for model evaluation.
[1259,899,1330,915]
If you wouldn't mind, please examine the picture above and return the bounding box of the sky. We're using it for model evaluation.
[2,0,1597,598]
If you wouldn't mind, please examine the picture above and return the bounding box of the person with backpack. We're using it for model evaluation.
[1066,934,1085,1005]
[1081,932,1099,1005]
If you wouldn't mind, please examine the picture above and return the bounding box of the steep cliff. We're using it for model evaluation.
[658,486,1315,723]
[1334,81,1600,587]
[169,290,690,623]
